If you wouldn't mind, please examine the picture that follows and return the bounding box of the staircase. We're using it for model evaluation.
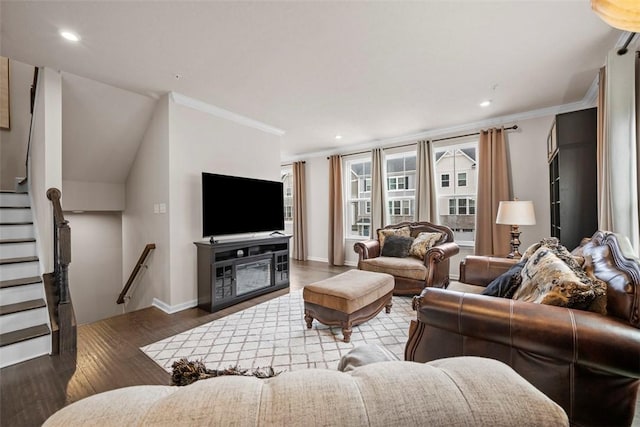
[0,190,51,368]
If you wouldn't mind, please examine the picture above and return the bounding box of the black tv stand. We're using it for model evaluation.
[194,235,291,313]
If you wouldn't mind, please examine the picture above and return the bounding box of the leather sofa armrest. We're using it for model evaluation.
[353,240,380,261]
[413,288,640,378]
[422,242,459,288]
[459,255,519,287]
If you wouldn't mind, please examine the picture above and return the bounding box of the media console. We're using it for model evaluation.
[194,235,292,313]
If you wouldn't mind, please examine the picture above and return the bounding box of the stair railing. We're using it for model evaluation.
[117,243,156,304]
[46,187,76,354]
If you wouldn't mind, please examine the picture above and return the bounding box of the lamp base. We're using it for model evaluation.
[506,225,522,259]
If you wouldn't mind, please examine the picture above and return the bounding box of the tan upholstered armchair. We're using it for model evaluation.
[405,231,640,427]
[353,221,459,295]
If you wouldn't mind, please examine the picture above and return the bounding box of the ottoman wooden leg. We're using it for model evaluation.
[304,312,314,329]
[385,300,392,314]
[341,324,352,343]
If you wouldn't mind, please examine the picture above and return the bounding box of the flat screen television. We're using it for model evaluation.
[202,172,284,238]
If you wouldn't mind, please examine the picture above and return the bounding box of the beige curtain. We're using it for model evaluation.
[602,49,640,256]
[292,161,307,261]
[370,148,386,237]
[415,140,437,222]
[328,155,345,265]
[597,66,613,231]
[474,128,511,256]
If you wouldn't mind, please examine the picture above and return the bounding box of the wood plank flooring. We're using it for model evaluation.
[0,260,349,427]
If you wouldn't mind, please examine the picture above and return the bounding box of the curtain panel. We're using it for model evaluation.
[602,49,640,256]
[292,161,307,261]
[597,66,613,232]
[415,140,437,222]
[474,128,511,256]
[328,155,345,265]
[370,148,386,238]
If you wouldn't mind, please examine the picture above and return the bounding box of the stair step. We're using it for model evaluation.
[0,238,36,244]
[0,222,33,226]
[0,207,32,223]
[0,259,40,281]
[0,276,41,289]
[0,324,50,347]
[0,298,46,316]
[0,223,34,240]
[0,240,37,258]
[0,206,30,209]
[0,192,30,208]
[0,256,38,265]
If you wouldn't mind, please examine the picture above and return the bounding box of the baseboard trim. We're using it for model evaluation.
[152,298,198,314]
[306,256,329,263]
[344,260,357,267]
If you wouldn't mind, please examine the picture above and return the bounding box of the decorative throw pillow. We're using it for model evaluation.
[513,247,600,310]
[408,232,443,260]
[378,226,410,251]
[482,260,526,298]
[380,235,415,258]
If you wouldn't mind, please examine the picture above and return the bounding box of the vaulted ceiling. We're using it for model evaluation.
[0,1,626,162]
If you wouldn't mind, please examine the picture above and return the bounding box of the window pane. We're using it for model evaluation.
[281,168,294,222]
[385,151,416,225]
[345,158,372,238]
[434,142,479,243]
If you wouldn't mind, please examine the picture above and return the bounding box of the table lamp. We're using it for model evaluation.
[496,200,537,259]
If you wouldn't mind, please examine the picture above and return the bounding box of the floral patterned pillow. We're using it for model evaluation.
[378,226,410,251]
[408,232,443,260]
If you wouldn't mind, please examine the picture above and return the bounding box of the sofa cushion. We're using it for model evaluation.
[44,358,569,427]
[482,260,526,298]
[408,232,443,260]
[380,235,414,258]
[447,281,486,294]
[514,247,601,310]
[359,256,427,281]
[378,226,410,251]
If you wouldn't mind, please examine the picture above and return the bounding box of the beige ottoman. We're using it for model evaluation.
[303,269,394,342]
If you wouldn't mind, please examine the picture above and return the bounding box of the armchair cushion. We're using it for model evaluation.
[380,235,414,258]
[359,256,426,281]
[377,226,410,251]
[408,232,443,260]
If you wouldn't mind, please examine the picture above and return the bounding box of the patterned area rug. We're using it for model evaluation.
[141,290,414,373]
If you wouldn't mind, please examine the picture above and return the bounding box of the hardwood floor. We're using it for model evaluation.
[0,260,349,427]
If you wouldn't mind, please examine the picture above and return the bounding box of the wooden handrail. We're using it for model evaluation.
[117,243,156,304]
[46,187,76,354]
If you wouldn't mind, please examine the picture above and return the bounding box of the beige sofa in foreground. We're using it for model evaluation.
[44,357,567,426]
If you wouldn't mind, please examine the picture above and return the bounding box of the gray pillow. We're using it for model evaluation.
[380,235,414,258]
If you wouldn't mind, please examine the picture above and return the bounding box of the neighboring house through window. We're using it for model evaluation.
[386,151,416,225]
[281,166,294,223]
[344,156,372,238]
[433,141,478,245]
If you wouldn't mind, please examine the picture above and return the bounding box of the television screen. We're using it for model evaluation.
[202,172,284,238]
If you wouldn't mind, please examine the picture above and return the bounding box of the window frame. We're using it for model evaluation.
[344,155,373,240]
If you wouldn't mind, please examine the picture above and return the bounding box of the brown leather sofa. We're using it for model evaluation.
[353,221,459,295]
[405,231,640,427]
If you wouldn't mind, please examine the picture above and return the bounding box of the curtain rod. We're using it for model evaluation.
[280,160,306,167]
[617,32,637,55]
[326,124,519,159]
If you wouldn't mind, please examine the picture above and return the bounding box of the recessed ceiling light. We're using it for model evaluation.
[479,100,492,108]
[335,135,343,140]
[60,30,80,42]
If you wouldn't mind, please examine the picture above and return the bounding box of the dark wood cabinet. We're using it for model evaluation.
[548,108,598,250]
[194,235,291,312]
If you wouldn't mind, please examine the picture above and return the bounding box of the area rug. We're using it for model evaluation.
[141,290,414,373]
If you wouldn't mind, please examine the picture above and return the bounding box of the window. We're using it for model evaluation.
[458,172,467,187]
[385,151,416,225]
[281,167,294,222]
[433,142,478,244]
[344,157,372,238]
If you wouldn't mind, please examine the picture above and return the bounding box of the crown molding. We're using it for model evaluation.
[170,92,286,136]
[281,99,589,162]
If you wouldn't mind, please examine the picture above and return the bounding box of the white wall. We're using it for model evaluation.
[168,99,281,307]
[122,95,170,311]
[0,59,34,190]
[29,67,62,274]
[303,114,555,266]
[66,212,124,325]
[62,180,125,211]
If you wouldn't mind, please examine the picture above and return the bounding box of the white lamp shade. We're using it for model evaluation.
[496,201,536,225]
